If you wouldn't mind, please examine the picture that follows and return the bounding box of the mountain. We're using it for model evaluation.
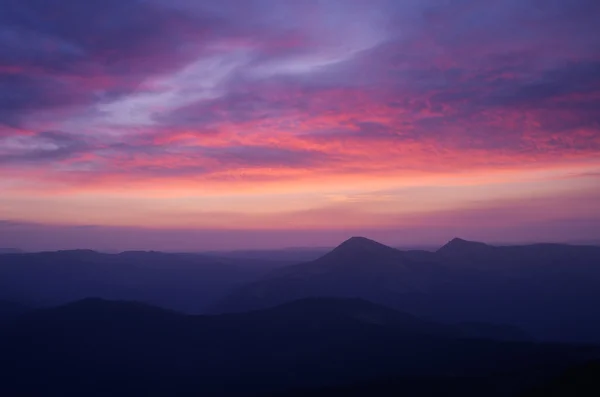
[436,237,494,257]
[0,300,28,314]
[522,361,600,397]
[456,322,533,342]
[5,237,600,342]
[28,297,179,321]
[0,250,289,313]
[0,297,596,397]
[0,248,23,254]
[204,247,331,262]
[213,236,451,313]
[270,361,600,397]
[213,237,600,343]
[235,297,459,338]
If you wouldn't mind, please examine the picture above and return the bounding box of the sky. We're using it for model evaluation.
[1,0,600,251]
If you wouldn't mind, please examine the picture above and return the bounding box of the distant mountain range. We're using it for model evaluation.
[0,248,24,254]
[0,297,596,397]
[203,247,332,262]
[213,236,600,343]
[2,235,600,396]
[0,250,289,312]
[3,236,600,343]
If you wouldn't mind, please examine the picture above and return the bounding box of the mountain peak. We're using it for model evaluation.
[338,236,389,248]
[437,237,491,255]
[332,236,398,255]
[316,236,403,266]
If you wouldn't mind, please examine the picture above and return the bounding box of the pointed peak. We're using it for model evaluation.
[447,237,486,245]
[437,237,491,255]
[328,236,400,258]
[337,236,391,250]
[342,236,378,244]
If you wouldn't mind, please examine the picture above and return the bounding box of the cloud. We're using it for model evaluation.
[0,130,91,165]
[0,0,215,128]
[1,0,600,242]
[3,190,600,250]
[98,144,336,179]
[0,74,86,127]
[199,145,334,168]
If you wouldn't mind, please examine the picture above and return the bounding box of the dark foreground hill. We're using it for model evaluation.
[0,300,29,325]
[0,297,597,397]
[213,237,600,343]
[0,300,29,314]
[269,361,600,397]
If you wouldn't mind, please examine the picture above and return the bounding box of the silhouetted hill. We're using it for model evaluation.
[521,361,600,397]
[269,361,600,397]
[327,236,402,259]
[0,300,28,314]
[456,322,533,342]
[1,297,597,397]
[277,236,408,273]
[205,247,331,262]
[0,248,24,254]
[32,297,178,321]
[233,297,459,339]
[214,237,600,343]
[213,236,450,313]
[5,237,600,342]
[437,237,494,257]
[0,250,289,313]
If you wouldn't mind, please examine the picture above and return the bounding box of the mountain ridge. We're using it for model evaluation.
[5,296,532,342]
[0,296,590,397]
[212,236,600,343]
[437,237,493,255]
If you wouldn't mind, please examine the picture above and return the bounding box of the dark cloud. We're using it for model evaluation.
[479,61,600,107]
[0,0,216,126]
[0,74,90,127]
[200,145,333,168]
[112,144,335,177]
[0,0,211,70]
[0,130,91,165]
[157,89,297,128]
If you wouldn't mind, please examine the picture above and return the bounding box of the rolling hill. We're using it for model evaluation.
[0,297,596,397]
[213,237,600,343]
